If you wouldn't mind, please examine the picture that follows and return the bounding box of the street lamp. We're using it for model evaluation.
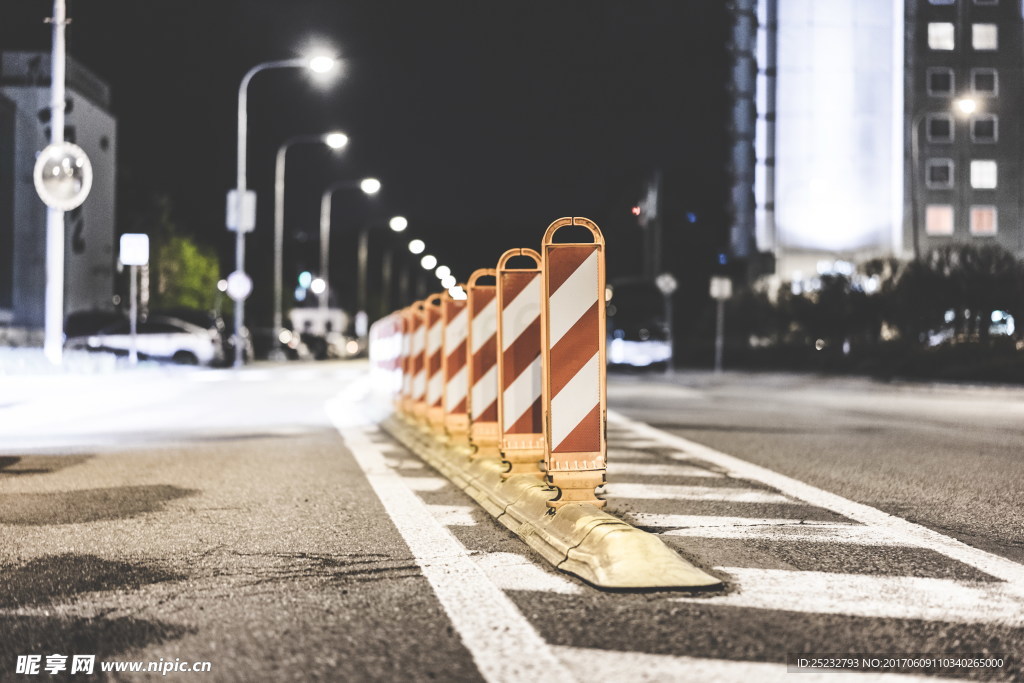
[408,239,425,254]
[231,54,339,368]
[909,97,977,260]
[271,131,348,360]
[318,178,380,314]
[420,254,438,271]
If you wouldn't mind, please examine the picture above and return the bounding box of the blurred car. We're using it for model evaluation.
[65,315,224,366]
[606,279,672,369]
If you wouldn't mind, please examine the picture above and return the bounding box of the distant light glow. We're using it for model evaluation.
[440,275,456,289]
[435,265,451,279]
[360,178,381,195]
[420,254,437,270]
[324,132,348,149]
[389,216,408,232]
[686,212,698,224]
[955,97,978,115]
[310,278,327,295]
[278,330,293,345]
[308,55,338,73]
[631,206,641,216]
[217,279,228,293]
[408,239,425,254]
[346,340,360,354]
[448,286,467,300]
[298,271,313,289]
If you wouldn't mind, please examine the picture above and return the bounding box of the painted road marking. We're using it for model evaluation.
[403,476,449,492]
[683,567,1024,627]
[552,646,961,683]
[660,522,911,545]
[327,396,578,683]
[607,483,791,504]
[609,410,1024,587]
[609,462,723,478]
[474,552,583,595]
[624,514,851,529]
[428,504,478,526]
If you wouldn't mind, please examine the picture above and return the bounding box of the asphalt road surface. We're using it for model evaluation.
[1,361,1021,682]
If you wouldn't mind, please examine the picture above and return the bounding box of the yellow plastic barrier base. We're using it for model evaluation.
[382,415,724,592]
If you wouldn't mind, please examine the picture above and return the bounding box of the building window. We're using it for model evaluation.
[926,159,954,188]
[926,205,955,235]
[928,23,956,50]
[929,0,955,4]
[972,24,998,50]
[972,0,998,5]
[971,115,998,142]
[927,68,955,96]
[926,114,954,142]
[971,69,998,95]
[971,160,997,188]
[970,206,997,235]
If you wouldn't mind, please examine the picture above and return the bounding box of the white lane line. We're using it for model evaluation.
[384,457,426,470]
[403,476,449,492]
[473,553,583,595]
[327,401,577,683]
[609,410,1024,586]
[684,567,1024,627]
[428,505,479,526]
[552,646,961,683]
[624,514,850,529]
[609,462,723,478]
[607,483,791,504]
[661,523,913,546]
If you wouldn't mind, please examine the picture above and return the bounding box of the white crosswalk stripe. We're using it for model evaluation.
[607,483,791,504]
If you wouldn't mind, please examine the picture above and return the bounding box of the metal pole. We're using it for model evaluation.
[43,0,66,365]
[271,143,287,360]
[357,227,369,319]
[398,265,410,307]
[910,112,922,261]
[664,291,674,375]
[714,298,725,374]
[129,265,138,366]
[381,248,393,317]
[319,189,331,314]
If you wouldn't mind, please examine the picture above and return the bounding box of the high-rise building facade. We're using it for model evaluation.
[730,0,1024,282]
[0,52,117,341]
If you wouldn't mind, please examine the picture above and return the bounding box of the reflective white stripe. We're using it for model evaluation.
[547,251,598,345]
[683,567,1024,627]
[471,299,497,354]
[550,352,599,449]
[444,309,468,354]
[471,364,498,420]
[413,371,426,399]
[501,276,541,352]
[411,326,425,355]
[446,365,468,407]
[608,483,791,504]
[610,462,722,478]
[427,372,444,405]
[427,321,442,354]
[501,356,541,429]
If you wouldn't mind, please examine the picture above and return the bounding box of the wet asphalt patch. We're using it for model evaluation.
[0,485,197,525]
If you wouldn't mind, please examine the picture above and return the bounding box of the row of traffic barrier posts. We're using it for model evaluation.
[370,216,609,508]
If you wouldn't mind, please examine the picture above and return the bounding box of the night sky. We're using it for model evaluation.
[1,0,732,323]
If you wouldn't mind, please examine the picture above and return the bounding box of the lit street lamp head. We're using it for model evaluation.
[360,177,382,195]
[955,97,978,115]
[389,216,408,232]
[308,55,338,74]
[421,254,438,270]
[409,239,425,255]
[324,132,348,149]
[435,265,451,279]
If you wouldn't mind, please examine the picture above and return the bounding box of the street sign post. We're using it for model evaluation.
[226,190,257,233]
[119,234,150,366]
[710,276,733,373]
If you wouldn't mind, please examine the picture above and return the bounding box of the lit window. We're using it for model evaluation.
[926,159,954,188]
[929,0,955,4]
[927,68,954,96]
[970,160,997,189]
[970,206,997,235]
[971,115,998,142]
[926,114,954,142]
[971,69,997,95]
[928,23,956,50]
[972,23,998,50]
[926,205,954,235]
[973,0,997,5]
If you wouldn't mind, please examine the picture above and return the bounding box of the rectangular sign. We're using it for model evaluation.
[119,233,149,266]
[226,190,257,233]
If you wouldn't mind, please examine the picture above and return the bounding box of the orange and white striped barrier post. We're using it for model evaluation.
[410,300,429,422]
[540,217,607,508]
[399,306,417,418]
[441,286,470,446]
[396,310,412,414]
[496,248,545,478]
[424,294,445,433]
[466,269,500,458]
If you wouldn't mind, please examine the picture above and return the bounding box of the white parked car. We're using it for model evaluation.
[65,315,224,366]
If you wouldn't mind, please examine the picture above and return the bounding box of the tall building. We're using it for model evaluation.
[0,52,117,342]
[729,0,1024,283]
